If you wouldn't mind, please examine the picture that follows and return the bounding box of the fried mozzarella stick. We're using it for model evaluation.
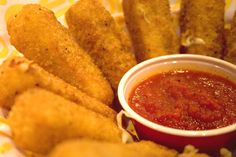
[48,139,178,157]
[8,88,122,154]
[7,4,113,105]
[66,0,137,90]
[180,0,225,58]
[225,12,236,64]
[122,0,179,62]
[0,57,116,119]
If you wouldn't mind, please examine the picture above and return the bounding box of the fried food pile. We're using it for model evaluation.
[0,57,116,119]
[122,0,236,64]
[9,88,121,154]
[66,0,137,90]
[123,0,179,62]
[1,0,235,156]
[48,139,178,157]
[7,4,113,105]
[180,0,225,58]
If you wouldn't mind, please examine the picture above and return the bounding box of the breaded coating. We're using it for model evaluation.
[122,0,179,62]
[48,139,178,157]
[7,4,113,105]
[8,88,122,154]
[224,12,236,64]
[180,0,225,58]
[0,57,116,119]
[66,0,137,90]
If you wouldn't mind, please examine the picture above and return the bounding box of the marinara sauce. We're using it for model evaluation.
[128,70,236,130]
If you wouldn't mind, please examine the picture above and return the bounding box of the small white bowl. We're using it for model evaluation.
[118,54,236,151]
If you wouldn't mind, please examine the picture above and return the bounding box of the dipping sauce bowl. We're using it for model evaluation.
[118,54,236,152]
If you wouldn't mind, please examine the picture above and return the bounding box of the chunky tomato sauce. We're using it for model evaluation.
[129,70,236,130]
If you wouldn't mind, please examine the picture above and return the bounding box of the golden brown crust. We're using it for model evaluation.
[66,0,137,90]
[8,88,122,154]
[123,0,179,62]
[180,0,225,58]
[48,139,178,157]
[7,4,113,105]
[0,57,116,119]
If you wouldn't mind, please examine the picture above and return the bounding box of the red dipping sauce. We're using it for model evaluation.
[128,70,236,130]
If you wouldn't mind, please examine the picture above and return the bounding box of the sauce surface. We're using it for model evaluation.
[128,70,236,130]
